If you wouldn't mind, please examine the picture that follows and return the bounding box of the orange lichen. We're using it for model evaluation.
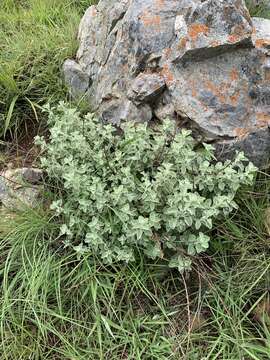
[256,113,270,126]
[234,127,250,138]
[161,64,174,85]
[163,48,172,59]
[178,37,187,49]
[265,68,270,81]
[210,40,221,47]
[188,23,209,41]
[141,13,161,27]
[230,68,239,81]
[155,0,165,7]
[189,80,197,97]
[205,80,217,93]
[255,38,270,48]
[252,26,257,36]
[228,34,240,43]
[230,92,240,106]
[205,80,226,103]
[192,87,197,97]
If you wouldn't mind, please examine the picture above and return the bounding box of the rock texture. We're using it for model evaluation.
[0,168,43,209]
[64,0,270,167]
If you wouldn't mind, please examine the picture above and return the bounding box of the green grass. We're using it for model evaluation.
[246,0,270,18]
[0,207,179,359]
[0,0,96,138]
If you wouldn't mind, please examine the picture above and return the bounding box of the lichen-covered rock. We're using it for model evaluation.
[0,168,43,209]
[252,17,270,54]
[64,0,270,167]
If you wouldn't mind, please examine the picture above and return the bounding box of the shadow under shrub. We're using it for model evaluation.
[36,103,256,272]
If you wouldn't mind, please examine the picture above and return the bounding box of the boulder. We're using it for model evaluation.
[64,0,270,167]
[0,168,43,210]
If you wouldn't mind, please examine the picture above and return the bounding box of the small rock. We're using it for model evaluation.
[63,59,90,99]
[0,168,43,210]
[252,17,270,55]
[215,127,270,168]
[100,99,152,125]
[128,73,166,103]
[154,90,176,121]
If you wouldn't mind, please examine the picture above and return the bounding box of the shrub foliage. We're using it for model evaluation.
[36,103,256,271]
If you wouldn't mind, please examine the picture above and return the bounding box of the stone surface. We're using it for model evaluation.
[64,0,270,167]
[63,59,90,99]
[252,17,270,54]
[0,168,43,209]
[128,73,166,103]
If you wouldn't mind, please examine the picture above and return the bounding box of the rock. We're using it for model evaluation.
[252,17,270,54]
[101,99,153,125]
[215,127,270,167]
[154,90,176,121]
[0,168,43,210]
[128,73,166,104]
[64,0,270,167]
[63,59,90,99]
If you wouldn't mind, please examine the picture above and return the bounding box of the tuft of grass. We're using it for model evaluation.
[174,172,270,359]
[246,0,270,18]
[0,207,185,359]
[0,0,96,138]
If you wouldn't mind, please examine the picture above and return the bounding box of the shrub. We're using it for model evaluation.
[36,103,257,271]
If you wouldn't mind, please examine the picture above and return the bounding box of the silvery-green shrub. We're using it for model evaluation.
[36,103,257,272]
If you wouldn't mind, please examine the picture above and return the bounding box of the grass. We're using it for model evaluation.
[246,0,270,17]
[0,0,269,358]
[0,0,95,138]
[0,208,178,359]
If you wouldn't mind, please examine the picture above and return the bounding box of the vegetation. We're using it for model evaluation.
[0,0,269,359]
[0,0,95,137]
[36,103,256,270]
[246,0,270,17]
[0,177,269,359]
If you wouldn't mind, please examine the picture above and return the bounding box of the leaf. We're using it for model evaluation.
[4,95,19,136]
[100,315,115,339]
[169,255,192,273]
[185,217,193,227]
[25,97,39,122]
[195,219,201,230]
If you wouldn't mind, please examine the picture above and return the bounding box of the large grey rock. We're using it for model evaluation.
[64,0,270,167]
[0,168,43,210]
